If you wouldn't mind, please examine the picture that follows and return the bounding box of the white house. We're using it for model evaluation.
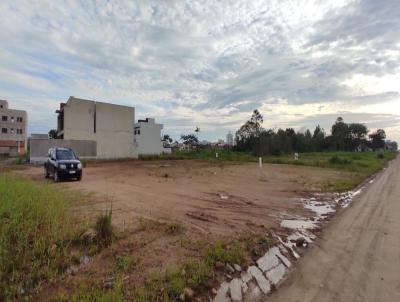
[134,118,171,155]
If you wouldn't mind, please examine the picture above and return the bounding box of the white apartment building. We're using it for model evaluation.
[134,118,171,155]
[0,100,27,156]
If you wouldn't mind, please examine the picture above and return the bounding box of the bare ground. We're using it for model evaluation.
[13,159,361,300]
[20,160,353,236]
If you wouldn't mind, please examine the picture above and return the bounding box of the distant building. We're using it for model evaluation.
[385,140,398,151]
[56,96,137,159]
[134,118,171,155]
[226,131,234,146]
[0,100,27,156]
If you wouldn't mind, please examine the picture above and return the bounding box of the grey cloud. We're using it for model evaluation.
[0,0,399,143]
[308,0,400,47]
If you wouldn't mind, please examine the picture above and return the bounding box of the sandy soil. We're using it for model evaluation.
[21,160,352,236]
[268,156,400,302]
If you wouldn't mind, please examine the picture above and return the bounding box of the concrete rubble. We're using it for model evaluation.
[211,179,372,302]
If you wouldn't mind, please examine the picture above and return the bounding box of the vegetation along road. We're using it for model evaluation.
[268,155,400,302]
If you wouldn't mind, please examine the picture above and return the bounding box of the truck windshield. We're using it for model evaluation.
[56,149,76,160]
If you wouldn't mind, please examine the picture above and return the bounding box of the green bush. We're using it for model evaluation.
[377,153,385,159]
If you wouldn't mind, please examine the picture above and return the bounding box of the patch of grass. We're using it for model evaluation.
[0,174,82,300]
[204,240,246,267]
[114,255,135,272]
[95,208,113,247]
[134,259,213,301]
[165,222,184,236]
[67,278,123,302]
[328,154,352,165]
[261,151,397,191]
[323,179,358,192]
[139,149,255,162]
[132,239,247,301]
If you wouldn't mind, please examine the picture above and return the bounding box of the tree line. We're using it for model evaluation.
[234,110,395,155]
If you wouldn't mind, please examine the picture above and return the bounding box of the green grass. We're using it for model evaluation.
[138,149,255,162]
[95,208,113,247]
[66,278,123,302]
[262,151,397,191]
[133,239,246,301]
[114,255,136,272]
[134,259,213,301]
[204,240,246,267]
[0,174,83,300]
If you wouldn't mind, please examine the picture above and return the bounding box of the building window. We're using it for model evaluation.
[2,116,7,121]
[16,129,22,134]
[1,128,7,134]
[10,128,14,134]
[11,116,14,122]
[17,117,23,122]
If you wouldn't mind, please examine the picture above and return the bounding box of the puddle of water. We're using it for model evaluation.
[304,201,335,217]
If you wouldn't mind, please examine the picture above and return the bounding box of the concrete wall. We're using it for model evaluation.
[134,118,171,155]
[30,138,97,164]
[61,97,137,159]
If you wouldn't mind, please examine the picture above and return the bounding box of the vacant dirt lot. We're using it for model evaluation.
[21,160,353,236]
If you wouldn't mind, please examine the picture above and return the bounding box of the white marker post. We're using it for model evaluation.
[259,157,262,168]
[216,152,218,158]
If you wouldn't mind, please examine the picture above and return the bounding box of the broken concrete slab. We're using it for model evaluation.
[243,281,263,302]
[229,278,243,302]
[266,263,286,285]
[256,248,280,272]
[248,265,271,294]
[213,281,231,302]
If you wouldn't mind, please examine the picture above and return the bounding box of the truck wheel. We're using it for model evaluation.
[54,170,59,182]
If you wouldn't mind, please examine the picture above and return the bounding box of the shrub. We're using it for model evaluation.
[95,208,113,246]
[376,153,384,159]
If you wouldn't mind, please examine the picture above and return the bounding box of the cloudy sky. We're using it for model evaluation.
[0,0,399,142]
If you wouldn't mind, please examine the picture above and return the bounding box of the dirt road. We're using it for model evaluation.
[268,156,400,302]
